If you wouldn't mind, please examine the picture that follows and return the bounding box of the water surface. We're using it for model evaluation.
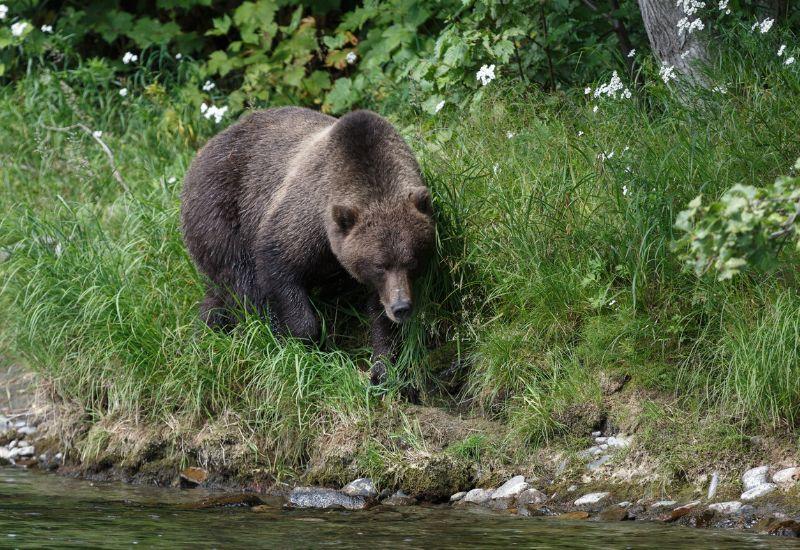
[1,468,796,548]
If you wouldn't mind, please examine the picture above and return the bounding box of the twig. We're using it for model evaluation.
[42,123,130,194]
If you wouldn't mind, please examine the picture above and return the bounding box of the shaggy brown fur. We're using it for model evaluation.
[180,107,435,383]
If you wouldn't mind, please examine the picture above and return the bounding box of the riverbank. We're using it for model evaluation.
[2,372,799,540]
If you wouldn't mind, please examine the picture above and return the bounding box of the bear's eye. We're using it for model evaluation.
[376,262,390,273]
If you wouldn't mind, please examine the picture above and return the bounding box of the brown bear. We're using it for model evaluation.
[180,107,435,384]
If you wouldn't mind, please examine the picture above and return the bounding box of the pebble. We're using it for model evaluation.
[606,436,632,449]
[591,431,602,437]
[517,488,548,506]
[742,466,769,491]
[741,483,777,501]
[342,478,378,499]
[587,454,612,471]
[617,501,631,507]
[17,446,35,457]
[574,492,610,506]
[772,467,800,487]
[17,426,36,436]
[595,437,608,444]
[707,472,720,500]
[449,491,466,502]
[650,500,677,509]
[491,475,529,500]
[709,501,743,515]
[567,485,578,492]
[463,488,495,504]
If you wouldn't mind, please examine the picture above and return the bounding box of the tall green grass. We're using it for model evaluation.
[1,28,799,476]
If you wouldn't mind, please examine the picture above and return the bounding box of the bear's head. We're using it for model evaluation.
[328,187,435,323]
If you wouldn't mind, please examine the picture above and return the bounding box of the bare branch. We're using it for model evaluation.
[42,123,130,194]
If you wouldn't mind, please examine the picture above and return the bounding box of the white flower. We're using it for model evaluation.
[41,24,53,33]
[627,49,636,58]
[753,18,774,34]
[506,131,515,139]
[584,87,592,95]
[778,45,787,57]
[621,88,632,99]
[476,64,496,86]
[119,88,128,97]
[677,17,704,36]
[622,185,629,196]
[676,0,705,16]
[0,4,7,19]
[577,131,584,137]
[92,130,103,138]
[593,70,624,99]
[202,80,215,92]
[493,163,500,175]
[122,51,138,64]
[175,53,182,60]
[786,57,796,66]
[203,104,228,124]
[11,21,28,37]
[659,64,677,83]
[167,176,177,184]
[712,84,728,93]
[346,51,357,65]
[718,0,729,10]
[609,299,617,306]
[434,100,445,113]
[592,105,599,113]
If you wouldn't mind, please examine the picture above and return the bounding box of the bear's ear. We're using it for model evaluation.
[331,204,359,234]
[409,187,432,215]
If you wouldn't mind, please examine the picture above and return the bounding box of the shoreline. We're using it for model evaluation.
[3,400,800,540]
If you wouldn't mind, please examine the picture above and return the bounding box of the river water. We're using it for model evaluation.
[1,468,796,549]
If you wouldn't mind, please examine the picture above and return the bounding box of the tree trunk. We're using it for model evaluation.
[638,0,708,84]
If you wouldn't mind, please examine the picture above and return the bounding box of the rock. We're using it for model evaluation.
[342,478,378,499]
[450,491,466,502]
[567,485,578,492]
[289,487,367,510]
[662,501,699,522]
[617,501,631,507]
[599,506,629,521]
[179,467,208,487]
[491,476,528,500]
[16,446,34,457]
[742,466,769,491]
[578,447,601,459]
[591,431,602,437]
[574,492,610,506]
[606,436,632,449]
[650,500,677,510]
[558,511,590,520]
[463,488,495,504]
[708,501,743,515]
[17,426,36,436]
[517,488,548,506]
[707,472,720,500]
[687,509,717,528]
[488,497,514,511]
[595,437,608,444]
[765,519,800,537]
[382,490,417,507]
[741,483,777,501]
[587,455,612,471]
[773,467,800,487]
[185,494,264,509]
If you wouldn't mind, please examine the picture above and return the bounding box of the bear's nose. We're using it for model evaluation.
[390,300,412,322]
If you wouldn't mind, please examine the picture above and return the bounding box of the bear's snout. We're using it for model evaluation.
[390,299,412,323]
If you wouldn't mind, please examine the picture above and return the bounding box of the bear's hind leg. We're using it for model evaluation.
[266,282,320,343]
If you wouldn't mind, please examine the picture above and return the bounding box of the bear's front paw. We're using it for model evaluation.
[369,360,387,386]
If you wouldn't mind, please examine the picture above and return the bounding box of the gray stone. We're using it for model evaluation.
[595,437,608,444]
[709,501,742,515]
[772,467,800,487]
[742,466,769,491]
[617,501,631,507]
[289,487,367,510]
[382,490,416,507]
[16,446,34,457]
[492,475,529,500]
[650,500,677,509]
[707,472,720,500]
[450,491,466,502]
[577,447,601,459]
[17,426,36,436]
[741,483,777,501]
[517,488,548,506]
[591,431,602,437]
[463,488,494,504]
[567,485,578,492]
[574,492,610,506]
[587,454,612,471]
[606,435,632,449]
[341,478,378,499]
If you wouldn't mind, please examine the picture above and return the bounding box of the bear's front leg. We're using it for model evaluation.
[265,281,320,344]
[367,294,398,385]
